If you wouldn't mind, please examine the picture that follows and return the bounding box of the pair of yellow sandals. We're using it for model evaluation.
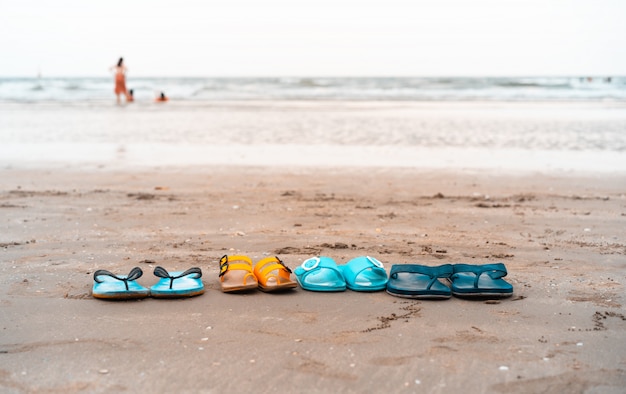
[219,255,297,292]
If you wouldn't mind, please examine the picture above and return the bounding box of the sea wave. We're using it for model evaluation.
[0,76,624,103]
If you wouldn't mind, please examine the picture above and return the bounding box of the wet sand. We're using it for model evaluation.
[1,166,625,393]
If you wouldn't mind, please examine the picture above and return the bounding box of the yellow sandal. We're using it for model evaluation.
[219,255,258,292]
[254,256,297,292]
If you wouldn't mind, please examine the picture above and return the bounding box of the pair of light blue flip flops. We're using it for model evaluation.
[294,256,389,292]
[92,266,204,300]
[386,263,513,299]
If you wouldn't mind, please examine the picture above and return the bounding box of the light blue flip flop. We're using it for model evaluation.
[294,256,346,292]
[449,263,513,298]
[150,266,205,298]
[92,267,149,300]
[337,256,388,291]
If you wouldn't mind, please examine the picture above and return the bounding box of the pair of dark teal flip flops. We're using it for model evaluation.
[386,263,513,299]
[294,256,388,292]
[92,266,204,300]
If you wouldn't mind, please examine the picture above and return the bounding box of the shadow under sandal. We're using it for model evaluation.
[386,264,453,299]
[254,256,297,292]
[449,263,513,298]
[337,256,388,291]
[219,255,258,293]
[92,267,149,300]
[150,266,204,298]
[294,256,346,292]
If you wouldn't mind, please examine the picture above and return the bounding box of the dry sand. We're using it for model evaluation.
[1,165,625,393]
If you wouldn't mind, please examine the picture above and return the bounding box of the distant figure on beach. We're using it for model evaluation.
[128,89,134,102]
[110,57,130,104]
[155,92,168,102]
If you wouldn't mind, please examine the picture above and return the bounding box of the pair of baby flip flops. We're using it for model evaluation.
[386,263,513,299]
[219,255,298,293]
[92,266,204,300]
[294,256,388,292]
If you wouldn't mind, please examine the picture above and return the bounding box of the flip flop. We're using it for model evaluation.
[253,256,297,292]
[449,263,513,298]
[386,264,453,299]
[150,266,204,298]
[92,267,149,300]
[294,256,346,292]
[337,256,388,291]
[219,255,258,292]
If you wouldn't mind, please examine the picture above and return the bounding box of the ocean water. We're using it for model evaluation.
[0,76,625,103]
[1,77,625,173]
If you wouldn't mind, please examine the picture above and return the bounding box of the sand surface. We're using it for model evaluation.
[1,166,625,393]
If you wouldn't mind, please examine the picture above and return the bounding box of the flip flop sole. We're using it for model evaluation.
[451,290,513,298]
[150,288,205,298]
[386,289,451,299]
[92,291,149,300]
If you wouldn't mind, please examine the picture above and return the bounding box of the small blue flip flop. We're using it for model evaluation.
[449,263,513,298]
[386,264,453,299]
[294,256,346,292]
[337,256,388,291]
[92,267,149,300]
[150,266,205,298]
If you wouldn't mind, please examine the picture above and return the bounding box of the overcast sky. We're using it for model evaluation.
[1,0,625,77]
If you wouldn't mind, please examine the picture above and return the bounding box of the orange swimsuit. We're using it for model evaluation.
[114,72,127,95]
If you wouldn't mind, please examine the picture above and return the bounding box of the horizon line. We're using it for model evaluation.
[1,74,623,79]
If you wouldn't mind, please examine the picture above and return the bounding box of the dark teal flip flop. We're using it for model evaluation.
[449,263,513,298]
[337,256,388,291]
[294,256,346,292]
[386,264,453,299]
[92,267,149,300]
[150,266,205,298]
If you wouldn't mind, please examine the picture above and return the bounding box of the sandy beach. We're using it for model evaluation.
[1,100,626,393]
[0,164,624,393]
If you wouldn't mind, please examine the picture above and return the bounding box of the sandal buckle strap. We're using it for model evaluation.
[301,257,320,271]
[275,256,292,273]
[366,256,384,269]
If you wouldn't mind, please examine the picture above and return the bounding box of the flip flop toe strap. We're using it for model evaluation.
[452,263,508,288]
[390,264,453,290]
[154,266,202,289]
[94,267,143,291]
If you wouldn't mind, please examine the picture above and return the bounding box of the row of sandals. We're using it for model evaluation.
[92,255,513,300]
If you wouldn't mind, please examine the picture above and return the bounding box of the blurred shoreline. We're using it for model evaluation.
[1,100,625,174]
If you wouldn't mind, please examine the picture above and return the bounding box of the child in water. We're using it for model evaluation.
[155,92,168,102]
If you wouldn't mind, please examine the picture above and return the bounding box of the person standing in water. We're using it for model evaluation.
[110,57,130,104]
